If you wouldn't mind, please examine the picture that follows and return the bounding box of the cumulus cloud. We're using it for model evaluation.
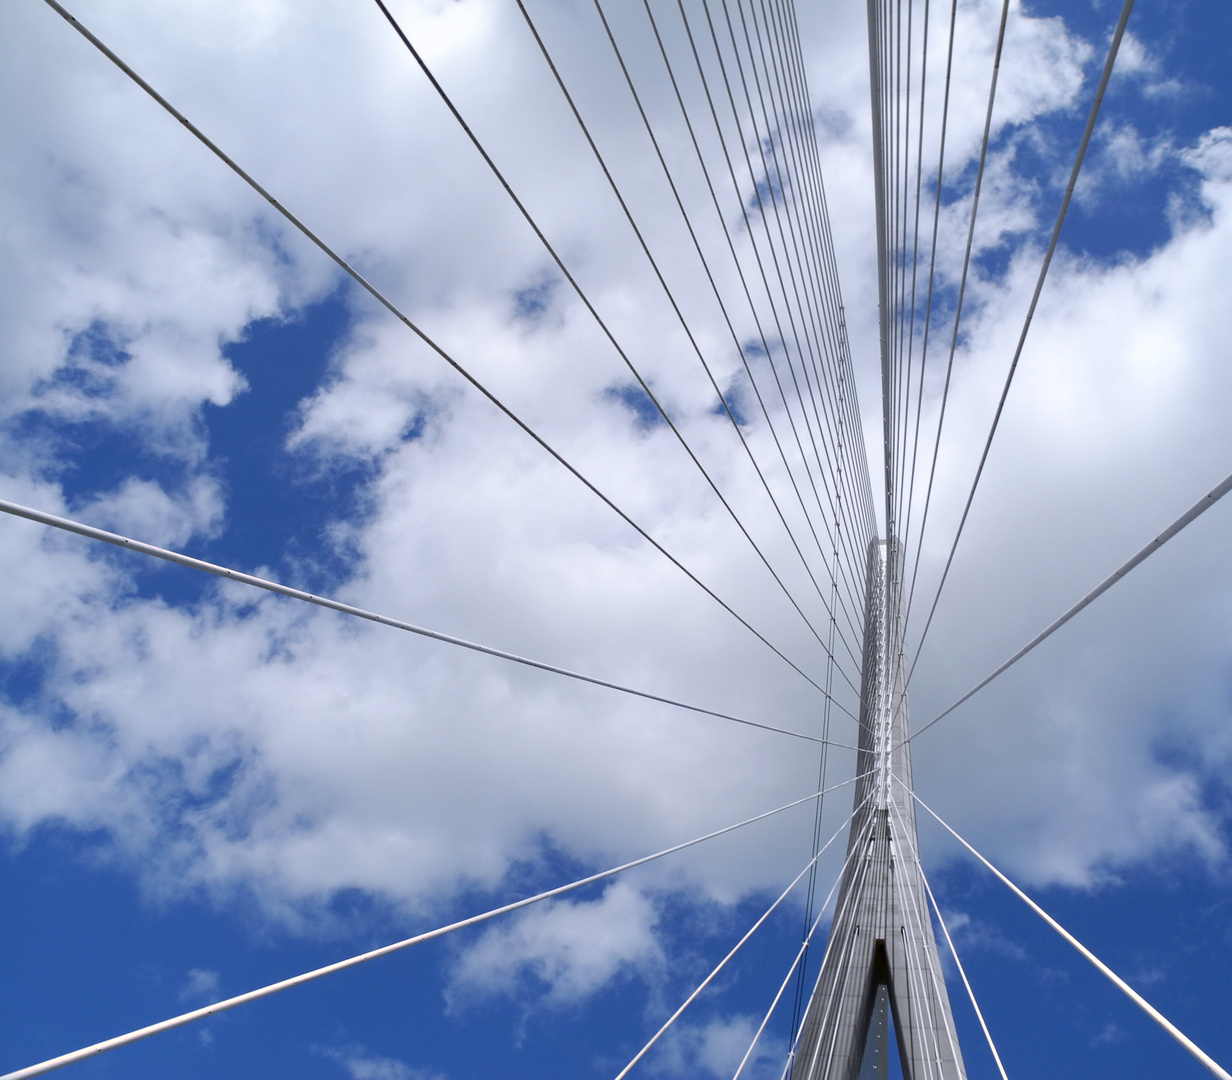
[902,118,1232,885]
[445,881,662,1010]
[0,0,1228,1031]
[75,475,225,548]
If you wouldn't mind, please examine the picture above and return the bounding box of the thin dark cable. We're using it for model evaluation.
[370,0,844,675]
[648,0,871,572]
[788,558,855,1043]
[890,0,909,546]
[590,0,870,676]
[892,0,911,561]
[725,0,848,456]
[890,0,909,548]
[728,0,878,561]
[649,0,873,637]
[511,0,867,679]
[900,0,953,615]
[899,0,958,632]
[899,0,1011,643]
[751,0,879,548]
[895,0,911,559]
[867,0,896,541]
[704,0,870,550]
[745,6,855,1003]
[881,0,897,539]
[730,0,872,567]
[896,0,929,559]
[743,3,859,1038]
[764,0,879,544]
[880,0,901,547]
[719,3,870,642]
[0,497,861,744]
[906,0,1137,682]
[621,2,870,646]
[686,0,875,622]
[894,0,925,628]
[734,0,847,1011]
[39,0,841,703]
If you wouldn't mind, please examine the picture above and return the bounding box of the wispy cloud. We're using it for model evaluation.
[318,1044,443,1080]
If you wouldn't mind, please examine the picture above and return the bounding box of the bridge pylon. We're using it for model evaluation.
[790,539,965,1080]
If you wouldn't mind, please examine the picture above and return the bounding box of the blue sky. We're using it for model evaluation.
[2,1,1232,1078]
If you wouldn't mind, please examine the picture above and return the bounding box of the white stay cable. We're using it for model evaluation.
[904,0,1136,681]
[886,802,960,1080]
[0,774,866,1080]
[613,794,862,1080]
[743,908,830,1080]
[732,795,873,1080]
[903,465,1232,747]
[0,497,854,745]
[782,809,882,1080]
[907,783,1232,1080]
[917,860,1010,1080]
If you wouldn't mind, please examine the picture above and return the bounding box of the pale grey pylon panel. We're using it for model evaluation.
[790,541,965,1080]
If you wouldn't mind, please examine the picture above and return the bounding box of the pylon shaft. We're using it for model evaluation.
[791,540,965,1080]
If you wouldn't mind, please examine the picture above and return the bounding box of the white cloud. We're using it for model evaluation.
[1111,29,1186,101]
[1183,126,1232,184]
[75,475,224,548]
[445,881,662,1010]
[899,120,1232,885]
[1090,1020,1124,1048]
[179,967,222,1003]
[0,0,1227,1005]
[649,1014,784,1080]
[1066,121,1175,212]
[940,909,1025,962]
[319,1044,443,1080]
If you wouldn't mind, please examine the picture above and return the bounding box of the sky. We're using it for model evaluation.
[1,0,1231,1078]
